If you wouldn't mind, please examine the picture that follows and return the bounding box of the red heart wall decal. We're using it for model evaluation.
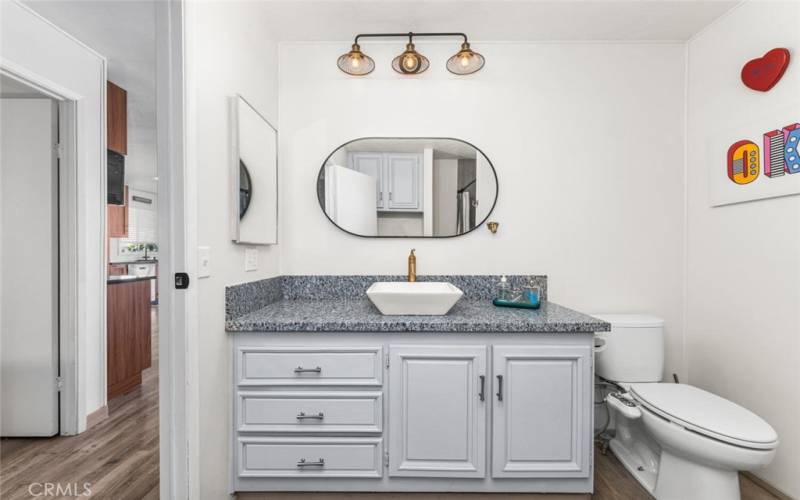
[741,48,791,92]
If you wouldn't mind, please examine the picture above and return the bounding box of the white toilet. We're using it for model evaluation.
[594,314,778,500]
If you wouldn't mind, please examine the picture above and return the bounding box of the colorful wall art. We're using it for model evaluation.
[709,111,800,206]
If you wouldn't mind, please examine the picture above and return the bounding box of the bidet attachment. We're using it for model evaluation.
[606,392,642,419]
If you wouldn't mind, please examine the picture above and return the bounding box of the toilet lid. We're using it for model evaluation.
[630,383,778,450]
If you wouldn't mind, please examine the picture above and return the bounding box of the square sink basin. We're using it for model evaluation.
[366,282,464,315]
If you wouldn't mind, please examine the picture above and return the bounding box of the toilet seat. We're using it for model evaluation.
[629,383,778,450]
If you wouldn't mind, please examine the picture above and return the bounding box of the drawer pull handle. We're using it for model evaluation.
[296,412,324,420]
[297,458,325,467]
[294,366,322,374]
[496,374,503,401]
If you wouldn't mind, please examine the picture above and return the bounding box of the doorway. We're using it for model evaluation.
[0,77,60,438]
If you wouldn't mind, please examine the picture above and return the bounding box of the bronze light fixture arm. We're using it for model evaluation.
[353,32,469,44]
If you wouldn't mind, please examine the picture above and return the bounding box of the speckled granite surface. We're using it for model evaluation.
[226,299,608,333]
[225,275,608,334]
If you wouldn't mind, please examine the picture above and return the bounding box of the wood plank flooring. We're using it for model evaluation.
[0,308,159,500]
[0,307,784,499]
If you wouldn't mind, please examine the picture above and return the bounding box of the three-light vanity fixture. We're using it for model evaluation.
[337,32,485,76]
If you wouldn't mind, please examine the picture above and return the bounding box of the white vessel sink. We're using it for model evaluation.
[366,282,464,316]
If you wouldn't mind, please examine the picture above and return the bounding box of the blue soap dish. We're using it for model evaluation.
[493,298,541,310]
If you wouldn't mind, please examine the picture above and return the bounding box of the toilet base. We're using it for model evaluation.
[609,438,657,494]
[653,449,740,500]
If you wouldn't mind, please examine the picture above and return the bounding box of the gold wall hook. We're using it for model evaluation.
[487,221,499,234]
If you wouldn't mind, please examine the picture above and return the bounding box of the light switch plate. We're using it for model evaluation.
[198,246,211,278]
[244,248,258,272]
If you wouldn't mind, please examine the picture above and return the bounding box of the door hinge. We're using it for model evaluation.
[53,142,63,159]
[384,451,389,468]
[56,376,63,391]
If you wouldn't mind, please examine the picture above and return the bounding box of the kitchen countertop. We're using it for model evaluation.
[107,275,157,285]
[226,298,609,333]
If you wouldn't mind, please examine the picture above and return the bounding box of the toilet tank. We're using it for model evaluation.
[593,314,665,383]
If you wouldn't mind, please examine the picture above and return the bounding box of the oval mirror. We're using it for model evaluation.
[317,138,498,237]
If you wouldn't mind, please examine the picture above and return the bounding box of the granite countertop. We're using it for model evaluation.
[225,275,609,334]
[107,275,157,285]
[226,299,609,334]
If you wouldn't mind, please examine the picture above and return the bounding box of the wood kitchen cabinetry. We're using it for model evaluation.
[107,185,128,238]
[107,81,127,155]
[107,278,151,399]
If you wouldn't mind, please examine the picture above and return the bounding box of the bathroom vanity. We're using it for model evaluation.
[226,275,609,493]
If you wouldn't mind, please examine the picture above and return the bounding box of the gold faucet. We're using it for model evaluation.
[408,249,417,282]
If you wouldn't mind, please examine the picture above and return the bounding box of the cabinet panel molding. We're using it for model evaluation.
[492,345,591,478]
[388,344,487,477]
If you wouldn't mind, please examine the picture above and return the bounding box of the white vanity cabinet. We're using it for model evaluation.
[348,152,423,211]
[232,333,594,493]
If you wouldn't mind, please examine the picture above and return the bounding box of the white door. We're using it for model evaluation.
[325,165,378,236]
[386,153,422,210]
[348,152,384,209]
[492,345,591,478]
[388,345,487,477]
[1,98,59,436]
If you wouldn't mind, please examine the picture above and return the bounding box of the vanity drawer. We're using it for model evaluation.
[237,346,383,386]
[238,436,383,478]
[238,391,382,433]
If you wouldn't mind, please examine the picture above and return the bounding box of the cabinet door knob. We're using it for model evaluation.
[496,374,503,401]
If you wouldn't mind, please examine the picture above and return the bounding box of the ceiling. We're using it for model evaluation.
[243,1,739,42]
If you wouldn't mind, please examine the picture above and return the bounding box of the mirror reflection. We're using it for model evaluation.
[318,138,498,237]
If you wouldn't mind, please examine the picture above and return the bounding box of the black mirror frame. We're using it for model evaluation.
[317,137,499,239]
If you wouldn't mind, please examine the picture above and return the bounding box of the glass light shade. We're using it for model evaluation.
[391,43,430,75]
[337,43,375,76]
[446,42,485,75]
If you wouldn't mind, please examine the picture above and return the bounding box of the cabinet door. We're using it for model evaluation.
[492,345,591,478]
[388,345,486,477]
[107,81,127,155]
[348,153,384,209]
[385,153,422,210]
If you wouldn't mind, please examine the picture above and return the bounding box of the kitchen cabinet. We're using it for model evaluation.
[349,152,423,212]
[107,81,127,155]
[388,345,486,477]
[492,345,592,478]
[108,263,127,276]
[107,185,128,238]
[107,278,151,399]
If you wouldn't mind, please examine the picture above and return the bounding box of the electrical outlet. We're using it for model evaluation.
[244,248,258,272]
[198,246,211,278]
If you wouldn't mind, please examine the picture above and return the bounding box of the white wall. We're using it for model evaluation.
[1,1,106,431]
[686,2,800,496]
[278,41,687,380]
[185,1,279,497]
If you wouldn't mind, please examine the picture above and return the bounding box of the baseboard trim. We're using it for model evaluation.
[236,494,590,499]
[742,472,792,500]
[85,405,109,430]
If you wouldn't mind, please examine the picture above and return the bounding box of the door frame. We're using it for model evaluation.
[0,60,100,437]
[155,0,197,497]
